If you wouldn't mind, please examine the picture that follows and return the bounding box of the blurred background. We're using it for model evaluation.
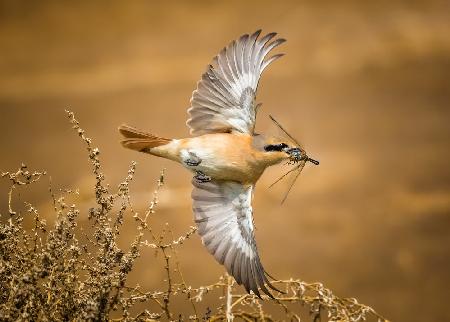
[1,0,449,320]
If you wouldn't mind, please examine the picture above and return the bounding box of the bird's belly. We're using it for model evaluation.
[195,157,257,183]
[179,135,264,184]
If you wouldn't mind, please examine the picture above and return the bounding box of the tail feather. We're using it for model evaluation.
[118,124,172,153]
[119,124,154,139]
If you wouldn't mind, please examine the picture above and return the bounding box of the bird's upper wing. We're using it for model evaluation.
[187,30,285,136]
[191,179,280,297]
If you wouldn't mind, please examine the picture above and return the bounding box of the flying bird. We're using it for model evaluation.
[119,30,318,298]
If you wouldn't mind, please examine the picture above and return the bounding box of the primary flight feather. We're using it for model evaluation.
[119,30,318,298]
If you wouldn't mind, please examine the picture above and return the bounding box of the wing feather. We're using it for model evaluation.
[191,179,279,297]
[262,53,285,73]
[232,251,243,284]
[187,30,285,135]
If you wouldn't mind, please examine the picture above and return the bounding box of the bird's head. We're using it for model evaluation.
[258,136,319,166]
[255,115,320,203]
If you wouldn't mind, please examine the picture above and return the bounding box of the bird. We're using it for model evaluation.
[118,30,319,298]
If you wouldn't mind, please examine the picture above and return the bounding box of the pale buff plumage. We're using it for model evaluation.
[158,134,286,184]
[119,30,318,298]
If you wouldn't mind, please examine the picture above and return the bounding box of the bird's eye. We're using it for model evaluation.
[264,143,288,152]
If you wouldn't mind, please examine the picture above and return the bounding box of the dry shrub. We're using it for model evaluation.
[0,111,388,322]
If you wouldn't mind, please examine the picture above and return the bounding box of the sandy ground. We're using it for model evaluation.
[1,1,450,320]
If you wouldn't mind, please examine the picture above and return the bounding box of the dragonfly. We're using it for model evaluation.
[268,115,319,204]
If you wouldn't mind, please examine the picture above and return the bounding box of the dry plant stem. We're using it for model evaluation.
[226,275,234,322]
[162,246,172,320]
[1,164,47,216]
[168,229,199,320]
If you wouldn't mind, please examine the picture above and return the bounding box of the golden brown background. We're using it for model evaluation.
[1,1,449,321]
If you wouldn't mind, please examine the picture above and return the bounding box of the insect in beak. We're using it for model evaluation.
[284,147,320,166]
[269,115,320,204]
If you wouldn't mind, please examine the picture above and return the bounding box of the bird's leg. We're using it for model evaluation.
[194,171,211,183]
[182,150,202,167]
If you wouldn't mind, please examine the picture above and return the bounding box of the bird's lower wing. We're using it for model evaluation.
[191,179,280,298]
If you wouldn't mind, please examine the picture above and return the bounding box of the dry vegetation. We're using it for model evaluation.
[0,111,388,321]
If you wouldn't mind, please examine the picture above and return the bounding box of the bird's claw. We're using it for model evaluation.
[184,152,202,166]
[194,171,211,183]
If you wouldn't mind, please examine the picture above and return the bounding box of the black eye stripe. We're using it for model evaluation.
[264,143,288,152]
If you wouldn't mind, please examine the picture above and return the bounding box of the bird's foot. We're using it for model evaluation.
[184,151,202,167]
[194,171,211,183]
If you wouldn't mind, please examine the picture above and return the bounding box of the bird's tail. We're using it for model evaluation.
[118,124,172,153]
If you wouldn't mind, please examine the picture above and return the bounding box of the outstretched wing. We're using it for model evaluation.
[187,30,285,136]
[191,179,280,297]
